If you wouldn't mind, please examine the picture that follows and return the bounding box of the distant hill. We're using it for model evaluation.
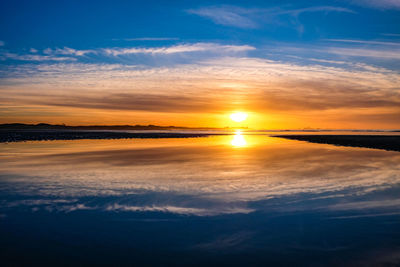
[0,123,234,131]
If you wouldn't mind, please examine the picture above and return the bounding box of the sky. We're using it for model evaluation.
[0,0,399,129]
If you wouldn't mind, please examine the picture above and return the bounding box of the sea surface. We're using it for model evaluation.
[1,133,400,266]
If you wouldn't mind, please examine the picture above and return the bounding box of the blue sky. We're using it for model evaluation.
[0,0,399,128]
[1,0,399,67]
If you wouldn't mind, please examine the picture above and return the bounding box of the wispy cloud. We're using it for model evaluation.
[43,47,94,56]
[0,43,254,62]
[3,41,398,66]
[105,204,253,216]
[277,6,355,16]
[0,46,93,62]
[102,43,255,56]
[267,41,400,63]
[187,5,354,28]
[325,47,400,59]
[325,39,400,46]
[187,6,258,28]
[381,33,400,37]
[351,0,400,10]
[328,199,400,211]
[0,52,77,62]
[0,41,5,47]
[113,37,180,41]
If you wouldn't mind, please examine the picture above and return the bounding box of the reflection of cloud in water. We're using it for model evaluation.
[194,231,254,250]
[105,204,253,216]
[0,193,254,216]
[1,136,400,216]
[328,198,400,211]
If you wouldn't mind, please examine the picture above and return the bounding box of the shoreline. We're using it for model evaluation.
[273,135,400,152]
[0,130,227,143]
[2,131,400,153]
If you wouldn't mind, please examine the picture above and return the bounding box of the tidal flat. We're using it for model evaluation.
[0,130,223,143]
[274,135,400,152]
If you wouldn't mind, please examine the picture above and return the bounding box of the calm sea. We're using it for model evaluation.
[1,133,400,266]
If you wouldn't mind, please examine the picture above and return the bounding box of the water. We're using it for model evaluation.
[1,134,400,266]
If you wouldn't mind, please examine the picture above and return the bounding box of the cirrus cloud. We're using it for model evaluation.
[187,5,354,28]
[351,0,400,10]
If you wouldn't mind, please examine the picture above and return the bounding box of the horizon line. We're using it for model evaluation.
[1,123,399,132]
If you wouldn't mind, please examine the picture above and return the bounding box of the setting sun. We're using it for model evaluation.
[230,112,248,122]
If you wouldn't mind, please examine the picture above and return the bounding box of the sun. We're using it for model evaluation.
[230,112,248,122]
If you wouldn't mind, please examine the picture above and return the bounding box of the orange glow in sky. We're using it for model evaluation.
[1,58,399,129]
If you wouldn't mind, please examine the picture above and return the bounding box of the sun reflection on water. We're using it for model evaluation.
[231,131,247,147]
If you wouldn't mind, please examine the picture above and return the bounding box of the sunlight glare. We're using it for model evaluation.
[230,112,248,122]
[231,130,247,147]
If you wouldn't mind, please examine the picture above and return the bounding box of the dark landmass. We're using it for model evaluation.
[0,130,224,143]
[0,123,229,131]
[0,123,234,143]
[1,123,397,132]
[274,135,400,152]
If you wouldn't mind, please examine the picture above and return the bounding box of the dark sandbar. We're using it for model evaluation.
[273,135,400,152]
[0,130,224,143]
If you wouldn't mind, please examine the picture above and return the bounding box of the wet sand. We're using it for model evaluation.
[274,135,400,152]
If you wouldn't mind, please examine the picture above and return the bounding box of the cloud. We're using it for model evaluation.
[1,56,399,129]
[0,41,4,46]
[277,6,355,16]
[187,6,258,28]
[102,43,254,56]
[328,199,400,211]
[43,47,94,56]
[324,39,400,46]
[0,46,93,62]
[105,203,253,216]
[11,83,400,114]
[0,52,77,62]
[267,41,400,62]
[381,33,400,37]
[325,47,400,59]
[113,37,180,41]
[0,43,254,63]
[351,0,400,9]
[194,232,254,249]
[25,93,223,113]
[187,5,354,28]
[3,41,398,68]
[5,42,246,64]
[1,41,399,128]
